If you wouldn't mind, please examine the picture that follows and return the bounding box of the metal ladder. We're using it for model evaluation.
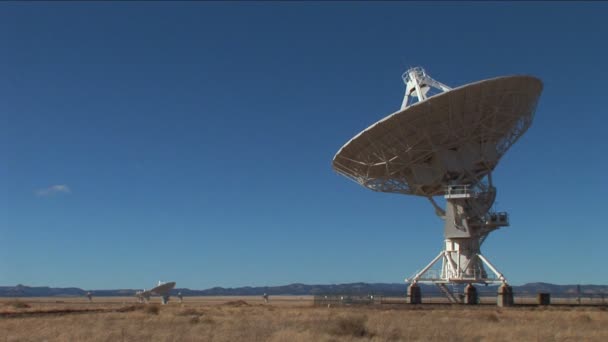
[436,283,461,303]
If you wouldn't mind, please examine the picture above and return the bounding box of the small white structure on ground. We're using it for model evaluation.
[135,281,176,304]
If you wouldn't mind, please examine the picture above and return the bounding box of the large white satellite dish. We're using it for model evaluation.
[333,66,542,304]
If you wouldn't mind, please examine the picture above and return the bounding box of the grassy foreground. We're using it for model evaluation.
[1,297,606,341]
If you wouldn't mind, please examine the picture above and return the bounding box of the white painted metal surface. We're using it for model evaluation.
[135,281,176,304]
[333,70,542,197]
[333,67,543,289]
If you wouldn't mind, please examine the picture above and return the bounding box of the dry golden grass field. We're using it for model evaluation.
[1,296,607,341]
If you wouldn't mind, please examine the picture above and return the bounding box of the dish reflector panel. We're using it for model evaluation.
[333,75,542,197]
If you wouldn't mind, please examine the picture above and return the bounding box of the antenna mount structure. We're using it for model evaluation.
[333,66,542,305]
[401,67,452,109]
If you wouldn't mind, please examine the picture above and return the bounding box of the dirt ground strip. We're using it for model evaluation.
[1,296,607,342]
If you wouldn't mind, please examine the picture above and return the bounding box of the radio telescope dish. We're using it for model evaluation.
[136,281,176,304]
[332,66,542,304]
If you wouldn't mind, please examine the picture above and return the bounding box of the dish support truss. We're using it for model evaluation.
[398,67,509,286]
[408,174,509,286]
[401,66,452,109]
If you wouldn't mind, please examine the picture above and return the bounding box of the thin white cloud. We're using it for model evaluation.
[36,184,71,197]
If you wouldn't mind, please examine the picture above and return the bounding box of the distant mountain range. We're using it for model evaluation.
[1,282,606,297]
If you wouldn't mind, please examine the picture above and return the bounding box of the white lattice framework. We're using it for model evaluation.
[333,70,542,197]
[333,67,542,288]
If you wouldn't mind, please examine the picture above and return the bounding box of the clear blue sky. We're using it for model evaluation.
[1,2,607,289]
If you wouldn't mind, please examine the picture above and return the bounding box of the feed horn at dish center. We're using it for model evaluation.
[332,66,543,304]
